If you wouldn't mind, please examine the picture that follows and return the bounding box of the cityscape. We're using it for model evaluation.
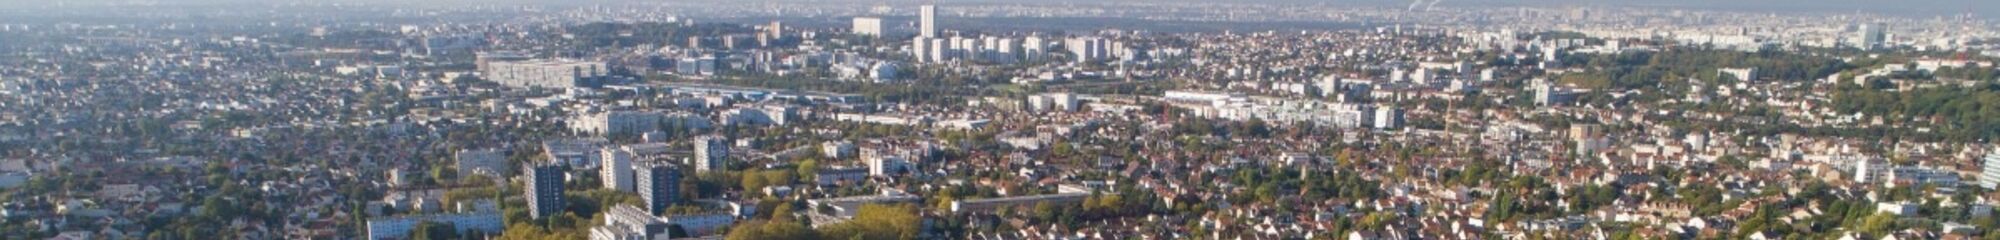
[3,0,2000,239]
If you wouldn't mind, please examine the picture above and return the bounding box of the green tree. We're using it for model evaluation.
[820,204,922,240]
[726,220,819,240]
[408,221,460,240]
[1860,213,1897,236]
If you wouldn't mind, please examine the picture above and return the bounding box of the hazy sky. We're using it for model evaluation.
[0,0,1994,18]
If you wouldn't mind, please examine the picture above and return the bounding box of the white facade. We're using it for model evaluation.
[866,155,908,177]
[852,17,885,36]
[483,59,606,89]
[695,136,729,172]
[919,5,938,38]
[571,111,664,136]
[662,213,736,236]
[365,211,504,240]
[1065,37,1115,63]
[1373,106,1403,130]
[601,148,635,192]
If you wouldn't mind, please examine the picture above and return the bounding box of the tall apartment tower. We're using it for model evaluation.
[919,5,939,38]
[694,136,729,172]
[524,161,566,219]
[1857,23,1887,50]
[636,162,684,215]
[601,148,635,192]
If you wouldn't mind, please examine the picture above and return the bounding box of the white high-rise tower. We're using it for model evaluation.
[920,5,939,38]
[600,148,634,192]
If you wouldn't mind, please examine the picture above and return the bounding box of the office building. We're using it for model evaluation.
[919,5,939,38]
[636,162,683,215]
[852,17,885,37]
[524,162,566,219]
[694,136,729,172]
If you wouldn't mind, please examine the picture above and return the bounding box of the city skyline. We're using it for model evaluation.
[1,0,1998,239]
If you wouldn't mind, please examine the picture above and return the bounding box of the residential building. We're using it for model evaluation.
[919,5,938,38]
[456,149,508,178]
[525,162,566,219]
[1373,106,1404,130]
[364,211,503,240]
[601,148,635,192]
[637,162,683,215]
[572,111,664,136]
[695,136,729,172]
[483,59,610,89]
[852,17,885,36]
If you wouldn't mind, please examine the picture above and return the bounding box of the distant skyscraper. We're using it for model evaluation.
[1982,147,2000,189]
[524,161,566,219]
[919,5,939,38]
[1858,23,1887,50]
[853,17,885,37]
[636,162,683,215]
[601,148,635,192]
[694,136,728,172]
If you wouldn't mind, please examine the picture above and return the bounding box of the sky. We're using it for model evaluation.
[0,0,1993,18]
